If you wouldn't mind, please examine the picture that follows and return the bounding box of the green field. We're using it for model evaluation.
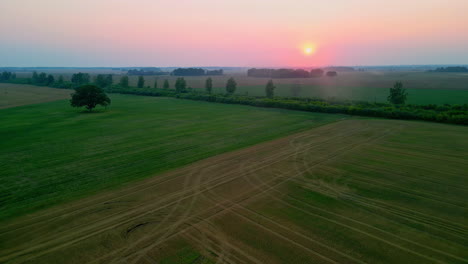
[0,85,467,264]
[14,70,468,104]
[121,71,468,104]
[0,93,343,221]
[0,83,71,109]
[1,118,466,264]
[209,84,468,105]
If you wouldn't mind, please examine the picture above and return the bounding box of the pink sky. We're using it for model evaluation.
[1,0,467,67]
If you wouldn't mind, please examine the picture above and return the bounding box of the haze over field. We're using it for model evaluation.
[1,0,468,67]
[1,0,468,263]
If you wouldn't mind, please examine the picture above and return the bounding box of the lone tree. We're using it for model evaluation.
[119,76,129,87]
[38,72,48,85]
[57,75,64,84]
[265,79,275,98]
[205,77,213,93]
[226,77,237,94]
[153,79,158,89]
[70,85,111,112]
[290,82,302,97]
[137,76,145,88]
[175,77,187,92]
[46,74,55,85]
[388,81,407,104]
[32,71,39,83]
[163,79,170,89]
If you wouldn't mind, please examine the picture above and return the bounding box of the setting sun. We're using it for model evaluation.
[302,44,317,56]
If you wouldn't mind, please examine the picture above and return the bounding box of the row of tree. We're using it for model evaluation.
[428,66,468,73]
[5,70,466,124]
[129,76,240,95]
[127,68,169,76]
[3,70,405,103]
[247,68,338,78]
[104,83,466,125]
[115,75,407,104]
[94,74,113,88]
[171,68,224,76]
[0,71,16,81]
[29,72,105,88]
[32,72,55,86]
[71,72,90,86]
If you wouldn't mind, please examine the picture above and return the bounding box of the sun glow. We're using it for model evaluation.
[302,44,317,56]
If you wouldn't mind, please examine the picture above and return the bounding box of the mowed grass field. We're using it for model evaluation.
[0,119,466,264]
[0,92,344,221]
[0,83,71,109]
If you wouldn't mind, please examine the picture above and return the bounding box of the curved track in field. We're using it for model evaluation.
[1,119,467,264]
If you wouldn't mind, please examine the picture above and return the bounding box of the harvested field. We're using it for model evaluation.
[1,119,466,263]
[0,84,71,109]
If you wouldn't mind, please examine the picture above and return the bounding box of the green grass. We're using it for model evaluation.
[246,120,468,263]
[204,84,468,105]
[0,94,344,221]
[1,117,466,263]
[0,83,71,109]
[122,71,468,105]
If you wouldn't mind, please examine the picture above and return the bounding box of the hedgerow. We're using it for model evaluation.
[2,75,467,125]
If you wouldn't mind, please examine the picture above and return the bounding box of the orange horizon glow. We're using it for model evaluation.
[1,0,468,67]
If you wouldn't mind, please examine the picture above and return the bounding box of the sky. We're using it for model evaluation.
[1,0,468,67]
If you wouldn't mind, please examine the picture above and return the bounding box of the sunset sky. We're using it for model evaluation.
[1,0,468,67]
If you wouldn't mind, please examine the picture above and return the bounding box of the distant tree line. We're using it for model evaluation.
[326,71,338,77]
[247,68,338,78]
[71,72,90,86]
[94,74,113,88]
[31,71,55,85]
[310,69,324,77]
[0,71,16,81]
[206,69,223,75]
[323,66,355,72]
[428,67,468,73]
[127,68,169,76]
[3,71,93,88]
[172,68,224,76]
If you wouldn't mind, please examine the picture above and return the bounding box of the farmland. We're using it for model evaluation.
[148,71,468,105]
[0,83,71,109]
[11,70,468,104]
[3,0,468,263]
[1,118,467,263]
[0,92,343,221]
[0,81,467,264]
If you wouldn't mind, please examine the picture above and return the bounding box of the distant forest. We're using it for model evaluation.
[247,68,339,78]
[127,68,169,76]
[428,66,468,73]
[171,68,224,76]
